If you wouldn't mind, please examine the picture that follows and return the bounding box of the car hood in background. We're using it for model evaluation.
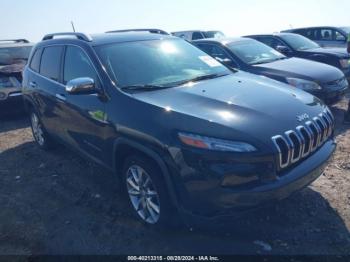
[0,62,26,74]
[253,57,345,83]
[301,47,350,58]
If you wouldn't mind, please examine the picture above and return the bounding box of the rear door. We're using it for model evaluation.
[55,45,107,162]
[27,46,64,135]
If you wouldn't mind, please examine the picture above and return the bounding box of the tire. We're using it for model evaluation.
[29,110,55,150]
[122,155,173,227]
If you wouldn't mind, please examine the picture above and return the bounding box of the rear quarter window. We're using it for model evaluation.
[39,46,64,81]
[29,48,43,73]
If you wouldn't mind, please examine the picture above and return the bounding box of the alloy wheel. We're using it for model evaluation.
[126,164,161,224]
[31,113,45,146]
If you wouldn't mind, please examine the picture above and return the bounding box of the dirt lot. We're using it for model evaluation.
[0,98,349,256]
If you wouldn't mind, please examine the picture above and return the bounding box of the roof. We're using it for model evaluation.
[38,32,176,47]
[91,32,175,45]
[0,42,34,48]
[245,32,297,38]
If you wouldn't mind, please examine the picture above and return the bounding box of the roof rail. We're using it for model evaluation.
[0,39,30,44]
[42,32,92,42]
[106,28,169,35]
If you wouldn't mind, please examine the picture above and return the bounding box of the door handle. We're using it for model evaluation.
[29,81,37,88]
[55,94,66,102]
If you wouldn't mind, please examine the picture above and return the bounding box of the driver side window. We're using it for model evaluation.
[63,46,99,86]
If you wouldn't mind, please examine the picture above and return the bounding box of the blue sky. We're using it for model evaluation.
[1,0,349,42]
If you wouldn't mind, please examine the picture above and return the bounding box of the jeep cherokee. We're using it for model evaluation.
[22,32,336,226]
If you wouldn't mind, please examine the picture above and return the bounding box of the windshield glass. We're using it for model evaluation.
[279,34,320,50]
[0,46,33,65]
[203,31,225,39]
[95,39,230,88]
[227,39,286,65]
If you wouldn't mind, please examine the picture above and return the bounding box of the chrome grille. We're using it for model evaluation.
[272,109,334,170]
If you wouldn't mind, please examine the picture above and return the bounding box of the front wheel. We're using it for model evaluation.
[122,156,173,226]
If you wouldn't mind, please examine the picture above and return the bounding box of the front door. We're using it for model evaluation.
[55,45,108,162]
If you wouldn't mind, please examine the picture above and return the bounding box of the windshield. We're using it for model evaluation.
[0,46,33,65]
[279,34,320,51]
[340,27,350,34]
[227,40,286,65]
[203,31,225,39]
[95,39,230,88]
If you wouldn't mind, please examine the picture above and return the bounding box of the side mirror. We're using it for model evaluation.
[66,77,96,95]
[276,45,291,54]
[216,57,235,67]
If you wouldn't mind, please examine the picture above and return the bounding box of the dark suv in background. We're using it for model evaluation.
[194,37,348,104]
[0,39,33,115]
[23,31,336,227]
[246,33,350,81]
[282,26,350,48]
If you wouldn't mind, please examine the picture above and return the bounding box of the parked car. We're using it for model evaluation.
[23,32,336,226]
[245,33,350,81]
[0,39,33,115]
[282,26,350,48]
[193,37,348,104]
[172,30,225,41]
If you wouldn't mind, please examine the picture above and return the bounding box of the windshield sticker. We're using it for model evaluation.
[199,56,222,67]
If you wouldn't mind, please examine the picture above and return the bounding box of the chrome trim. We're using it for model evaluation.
[272,111,334,170]
[296,126,310,158]
[296,126,309,157]
[285,130,302,163]
[272,135,291,169]
[8,92,22,97]
[316,116,327,143]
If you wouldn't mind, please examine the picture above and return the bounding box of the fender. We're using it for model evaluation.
[112,137,183,213]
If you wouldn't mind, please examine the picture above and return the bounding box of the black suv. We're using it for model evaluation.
[194,37,348,105]
[23,32,336,226]
[0,39,33,114]
[245,33,350,81]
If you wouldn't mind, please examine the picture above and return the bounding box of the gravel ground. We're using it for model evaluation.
[0,98,349,256]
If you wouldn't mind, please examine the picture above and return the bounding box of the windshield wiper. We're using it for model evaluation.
[120,84,170,92]
[175,73,229,86]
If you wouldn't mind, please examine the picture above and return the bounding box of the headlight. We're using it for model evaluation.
[178,132,257,152]
[286,78,322,91]
[339,59,350,69]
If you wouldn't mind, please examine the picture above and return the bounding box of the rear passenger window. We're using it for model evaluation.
[40,46,63,81]
[63,46,98,85]
[30,48,42,73]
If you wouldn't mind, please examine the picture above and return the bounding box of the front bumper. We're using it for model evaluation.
[174,139,336,219]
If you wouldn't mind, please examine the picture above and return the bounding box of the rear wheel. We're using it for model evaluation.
[30,111,55,150]
[122,155,172,226]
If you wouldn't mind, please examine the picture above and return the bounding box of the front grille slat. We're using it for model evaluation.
[272,109,334,170]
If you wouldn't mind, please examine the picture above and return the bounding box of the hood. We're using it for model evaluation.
[253,57,344,84]
[0,62,26,75]
[302,47,350,58]
[131,72,326,145]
